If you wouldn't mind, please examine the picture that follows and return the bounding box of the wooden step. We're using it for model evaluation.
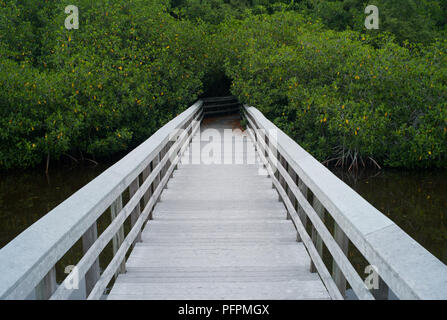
[152,209,287,221]
[160,189,278,201]
[126,243,311,268]
[108,279,330,300]
[140,220,297,244]
[154,200,285,211]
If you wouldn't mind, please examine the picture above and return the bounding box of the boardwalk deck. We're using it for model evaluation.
[108,116,330,300]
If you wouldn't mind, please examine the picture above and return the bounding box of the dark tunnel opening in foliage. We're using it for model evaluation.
[200,71,233,98]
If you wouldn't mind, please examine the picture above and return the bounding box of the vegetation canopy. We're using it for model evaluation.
[0,0,446,170]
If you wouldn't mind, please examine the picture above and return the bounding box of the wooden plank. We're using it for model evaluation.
[111,195,126,277]
[297,179,308,229]
[371,276,389,300]
[142,165,152,208]
[35,266,57,300]
[109,280,330,300]
[152,210,287,221]
[310,197,325,273]
[333,223,349,297]
[161,189,278,201]
[127,243,311,268]
[129,178,142,244]
[141,220,296,236]
[116,266,316,281]
[203,102,240,109]
[294,174,302,242]
[202,96,236,103]
[160,146,166,184]
[153,155,161,201]
[278,155,286,202]
[287,165,297,222]
[203,109,239,116]
[82,222,100,296]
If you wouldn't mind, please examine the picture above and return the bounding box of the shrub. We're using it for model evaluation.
[220,12,447,168]
[0,0,208,169]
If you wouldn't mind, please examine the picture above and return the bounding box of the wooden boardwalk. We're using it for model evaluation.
[108,116,330,300]
[3,100,446,300]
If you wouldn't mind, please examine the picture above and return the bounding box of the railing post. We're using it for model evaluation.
[333,222,349,297]
[82,222,101,296]
[166,142,173,183]
[111,195,126,277]
[129,178,142,244]
[275,153,281,199]
[310,197,325,273]
[143,163,153,220]
[371,276,389,300]
[153,154,161,199]
[286,162,296,220]
[143,165,152,207]
[279,156,288,204]
[171,137,178,177]
[295,174,302,242]
[264,131,269,172]
[297,178,308,229]
[162,145,168,189]
[35,266,57,300]
[252,117,257,152]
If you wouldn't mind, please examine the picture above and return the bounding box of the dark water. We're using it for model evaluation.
[332,168,447,266]
[0,162,113,250]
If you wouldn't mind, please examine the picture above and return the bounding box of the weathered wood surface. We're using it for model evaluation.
[108,116,330,300]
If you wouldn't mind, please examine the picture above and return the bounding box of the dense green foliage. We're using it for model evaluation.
[303,0,446,45]
[219,12,447,168]
[173,0,447,44]
[0,0,446,170]
[0,0,210,168]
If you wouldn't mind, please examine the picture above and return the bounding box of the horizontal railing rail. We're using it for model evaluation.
[244,105,447,300]
[202,96,237,103]
[0,101,203,300]
[202,96,240,117]
[204,102,240,109]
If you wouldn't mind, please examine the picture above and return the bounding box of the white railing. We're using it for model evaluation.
[244,105,447,300]
[0,101,203,300]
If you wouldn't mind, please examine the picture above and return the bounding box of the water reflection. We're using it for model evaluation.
[0,162,113,249]
[332,168,447,265]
